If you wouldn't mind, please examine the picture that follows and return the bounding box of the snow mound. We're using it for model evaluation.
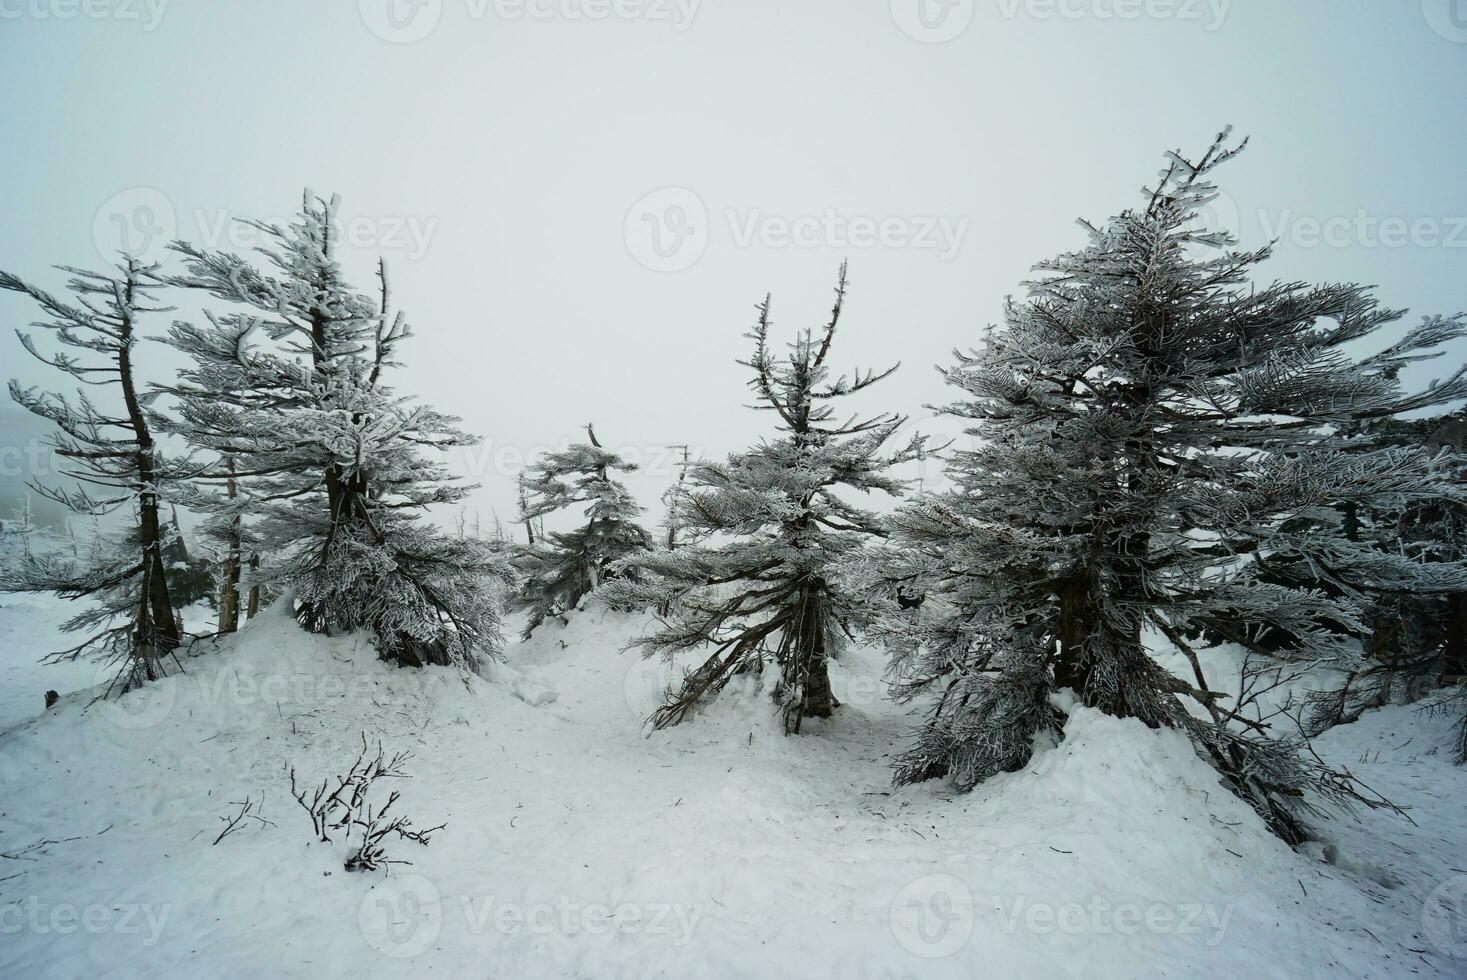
[0,596,1463,978]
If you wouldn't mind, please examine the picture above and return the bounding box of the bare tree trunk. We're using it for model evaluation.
[218,545,241,632]
[246,553,261,619]
[1442,592,1467,683]
[779,582,840,732]
[117,270,180,667]
[134,437,180,657]
[1053,568,1095,695]
[218,467,242,633]
[519,482,537,545]
[797,653,837,721]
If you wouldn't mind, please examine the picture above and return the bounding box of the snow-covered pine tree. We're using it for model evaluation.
[604,264,925,733]
[512,424,652,636]
[152,328,265,635]
[162,192,513,668]
[870,132,1467,841]
[0,258,183,687]
[1305,408,1467,760]
[160,504,215,611]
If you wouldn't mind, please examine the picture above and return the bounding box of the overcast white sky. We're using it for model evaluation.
[2,0,1465,534]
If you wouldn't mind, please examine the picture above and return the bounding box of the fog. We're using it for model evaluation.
[3,0,1464,532]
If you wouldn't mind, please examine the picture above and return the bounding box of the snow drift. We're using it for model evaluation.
[0,597,1464,978]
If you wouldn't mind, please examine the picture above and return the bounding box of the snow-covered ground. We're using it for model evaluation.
[0,593,104,731]
[1,593,1465,978]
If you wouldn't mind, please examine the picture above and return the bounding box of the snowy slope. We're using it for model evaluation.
[0,593,105,731]
[1,594,1464,979]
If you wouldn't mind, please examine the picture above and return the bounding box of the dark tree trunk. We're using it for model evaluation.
[1442,591,1467,682]
[218,539,241,633]
[1364,589,1413,679]
[1053,556,1163,725]
[1056,431,1164,723]
[246,554,261,619]
[780,581,840,732]
[117,274,180,668]
[1053,568,1096,695]
[299,294,379,646]
[218,468,242,633]
[798,654,838,721]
